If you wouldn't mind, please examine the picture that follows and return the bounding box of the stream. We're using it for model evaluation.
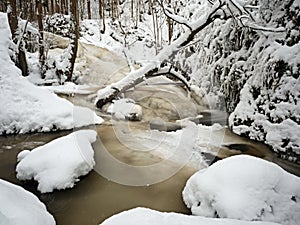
[1,41,299,225]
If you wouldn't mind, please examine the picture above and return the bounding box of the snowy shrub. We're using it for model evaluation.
[44,13,73,38]
[168,0,300,162]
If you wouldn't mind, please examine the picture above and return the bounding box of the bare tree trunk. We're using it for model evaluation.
[8,0,18,39]
[98,0,103,18]
[131,0,134,18]
[50,0,54,14]
[37,0,46,78]
[61,0,65,14]
[66,0,79,81]
[8,0,28,76]
[29,0,34,21]
[64,0,69,15]
[55,0,60,13]
[167,0,173,44]
[100,0,105,33]
[87,0,91,19]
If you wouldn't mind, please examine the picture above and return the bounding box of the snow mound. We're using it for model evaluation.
[0,179,55,225]
[99,207,280,225]
[16,130,97,193]
[107,98,142,121]
[183,155,300,225]
[0,12,103,135]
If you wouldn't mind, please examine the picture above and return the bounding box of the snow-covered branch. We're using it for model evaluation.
[157,0,193,31]
[95,0,285,108]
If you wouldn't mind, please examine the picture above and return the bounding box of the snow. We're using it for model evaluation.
[99,207,280,225]
[0,179,55,225]
[16,130,97,193]
[183,155,300,225]
[40,82,94,95]
[0,12,103,135]
[107,98,142,121]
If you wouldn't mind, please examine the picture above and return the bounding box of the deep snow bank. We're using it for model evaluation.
[183,155,300,225]
[0,12,103,135]
[16,130,97,193]
[0,179,55,225]
[99,207,279,225]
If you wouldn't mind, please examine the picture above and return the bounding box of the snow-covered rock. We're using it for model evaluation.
[107,98,142,121]
[16,130,97,193]
[99,207,280,225]
[0,12,103,135]
[183,155,300,225]
[0,179,55,225]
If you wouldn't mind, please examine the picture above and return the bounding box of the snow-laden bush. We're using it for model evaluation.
[170,0,300,162]
[44,13,73,38]
[183,155,300,225]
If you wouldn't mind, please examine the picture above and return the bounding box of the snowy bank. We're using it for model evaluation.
[16,130,97,193]
[0,12,103,135]
[99,207,280,225]
[0,179,55,225]
[183,155,300,225]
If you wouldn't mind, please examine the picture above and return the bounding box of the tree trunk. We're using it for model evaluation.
[50,0,54,14]
[167,0,173,44]
[98,0,103,19]
[64,0,69,15]
[29,0,34,21]
[87,0,91,19]
[8,0,28,76]
[37,0,46,78]
[100,0,105,33]
[66,0,79,81]
[61,0,65,14]
[8,0,18,39]
[55,0,60,13]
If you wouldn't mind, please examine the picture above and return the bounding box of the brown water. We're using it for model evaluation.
[0,125,195,225]
[1,117,300,225]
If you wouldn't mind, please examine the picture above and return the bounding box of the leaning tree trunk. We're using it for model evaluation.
[66,0,79,81]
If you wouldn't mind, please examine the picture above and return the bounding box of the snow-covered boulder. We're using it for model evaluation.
[107,98,142,121]
[0,179,55,225]
[183,155,300,225]
[16,130,97,193]
[99,207,280,225]
[0,12,103,135]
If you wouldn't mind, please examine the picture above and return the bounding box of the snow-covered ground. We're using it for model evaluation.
[16,130,97,193]
[99,207,280,225]
[183,155,300,225]
[0,179,55,225]
[0,12,103,135]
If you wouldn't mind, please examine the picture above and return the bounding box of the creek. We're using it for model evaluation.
[0,41,299,225]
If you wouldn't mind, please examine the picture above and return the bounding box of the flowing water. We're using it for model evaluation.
[1,41,299,225]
